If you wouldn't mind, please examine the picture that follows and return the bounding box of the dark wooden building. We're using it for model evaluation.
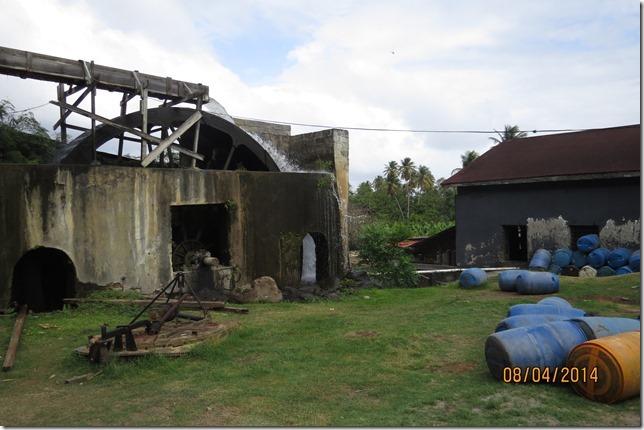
[441,125,640,267]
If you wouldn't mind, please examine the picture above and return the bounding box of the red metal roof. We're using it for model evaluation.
[442,124,640,186]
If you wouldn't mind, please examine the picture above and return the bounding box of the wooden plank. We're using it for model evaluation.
[2,304,27,372]
[141,110,202,167]
[49,101,204,162]
[62,298,226,309]
[0,46,209,102]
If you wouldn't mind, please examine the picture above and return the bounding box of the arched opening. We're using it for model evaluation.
[300,232,329,285]
[11,248,76,312]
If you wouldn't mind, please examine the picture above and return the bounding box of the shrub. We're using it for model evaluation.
[357,221,418,288]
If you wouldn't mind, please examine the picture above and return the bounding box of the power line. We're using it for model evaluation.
[6,102,50,114]
[233,116,584,134]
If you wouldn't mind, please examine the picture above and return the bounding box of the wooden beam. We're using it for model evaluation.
[2,304,27,372]
[49,101,204,162]
[0,46,209,102]
[141,110,202,167]
[53,86,92,129]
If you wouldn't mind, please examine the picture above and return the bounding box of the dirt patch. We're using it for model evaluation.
[237,354,261,366]
[344,330,379,338]
[426,358,477,374]
[188,405,243,426]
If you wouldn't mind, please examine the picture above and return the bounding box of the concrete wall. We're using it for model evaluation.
[453,177,640,267]
[0,164,343,307]
[234,118,350,273]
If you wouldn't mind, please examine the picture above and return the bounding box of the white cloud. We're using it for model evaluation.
[0,0,638,189]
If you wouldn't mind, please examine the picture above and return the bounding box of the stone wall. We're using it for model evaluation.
[0,164,344,308]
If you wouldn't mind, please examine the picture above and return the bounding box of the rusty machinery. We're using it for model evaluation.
[87,268,212,365]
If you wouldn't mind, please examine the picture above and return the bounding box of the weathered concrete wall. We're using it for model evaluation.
[234,118,350,274]
[454,177,640,267]
[0,164,344,307]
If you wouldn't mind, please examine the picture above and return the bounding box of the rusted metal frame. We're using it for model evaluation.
[190,96,203,168]
[223,143,237,170]
[48,100,204,162]
[141,110,202,167]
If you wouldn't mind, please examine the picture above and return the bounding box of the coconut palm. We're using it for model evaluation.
[415,165,435,192]
[372,175,386,193]
[461,150,479,167]
[489,125,528,144]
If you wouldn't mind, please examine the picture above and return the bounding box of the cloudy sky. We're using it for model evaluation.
[0,0,639,188]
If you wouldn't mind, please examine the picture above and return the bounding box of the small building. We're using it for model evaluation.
[441,124,640,267]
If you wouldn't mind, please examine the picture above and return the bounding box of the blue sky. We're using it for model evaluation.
[0,0,639,188]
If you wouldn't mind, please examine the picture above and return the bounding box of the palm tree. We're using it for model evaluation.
[372,175,386,193]
[461,150,479,167]
[383,160,404,218]
[399,157,418,218]
[399,157,417,183]
[489,125,528,144]
[415,165,435,192]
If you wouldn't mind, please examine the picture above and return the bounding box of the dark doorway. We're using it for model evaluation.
[12,248,76,312]
[503,225,527,261]
[170,204,230,271]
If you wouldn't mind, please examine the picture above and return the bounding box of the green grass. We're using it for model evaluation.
[0,274,640,426]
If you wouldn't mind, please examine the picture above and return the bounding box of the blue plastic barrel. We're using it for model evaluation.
[515,271,560,295]
[495,314,568,332]
[485,321,588,380]
[508,303,586,318]
[577,234,601,252]
[607,248,632,269]
[547,264,563,275]
[587,248,610,269]
[570,250,588,268]
[628,250,640,272]
[459,268,487,288]
[552,248,573,267]
[596,266,615,277]
[538,296,573,309]
[529,249,551,271]
[497,269,528,292]
[615,266,634,275]
[569,317,641,340]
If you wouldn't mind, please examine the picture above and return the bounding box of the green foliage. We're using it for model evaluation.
[224,199,238,211]
[0,99,61,164]
[313,158,334,172]
[357,221,419,288]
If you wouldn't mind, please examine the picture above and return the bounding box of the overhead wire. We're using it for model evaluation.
[232,116,586,135]
[7,102,587,135]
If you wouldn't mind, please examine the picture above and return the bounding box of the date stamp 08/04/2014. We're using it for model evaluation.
[502,366,599,383]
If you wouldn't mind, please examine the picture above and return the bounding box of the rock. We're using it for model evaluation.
[229,276,283,304]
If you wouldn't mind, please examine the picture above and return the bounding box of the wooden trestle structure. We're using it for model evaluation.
[0,46,209,167]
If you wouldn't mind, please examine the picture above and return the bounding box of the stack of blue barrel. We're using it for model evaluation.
[485,297,641,387]
[544,234,640,277]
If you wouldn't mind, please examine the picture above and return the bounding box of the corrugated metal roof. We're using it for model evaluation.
[442,124,640,186]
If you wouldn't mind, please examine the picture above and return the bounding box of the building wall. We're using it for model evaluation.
[234,118,350,273]
[0,164,343,307]
[454,177,640,267]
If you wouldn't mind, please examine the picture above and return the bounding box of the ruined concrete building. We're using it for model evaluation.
[0,47,349,312]
[441,125,640,267]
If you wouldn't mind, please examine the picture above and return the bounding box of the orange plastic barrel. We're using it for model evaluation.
[566,330,640,404]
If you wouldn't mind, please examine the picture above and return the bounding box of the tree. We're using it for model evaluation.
[0,99,60,164]
[415,165,434,192]
[489,124,528,144]
[460,150,479,167]
[383,160,404,218]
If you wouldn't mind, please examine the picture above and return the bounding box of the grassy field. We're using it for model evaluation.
[0,273,640,426]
